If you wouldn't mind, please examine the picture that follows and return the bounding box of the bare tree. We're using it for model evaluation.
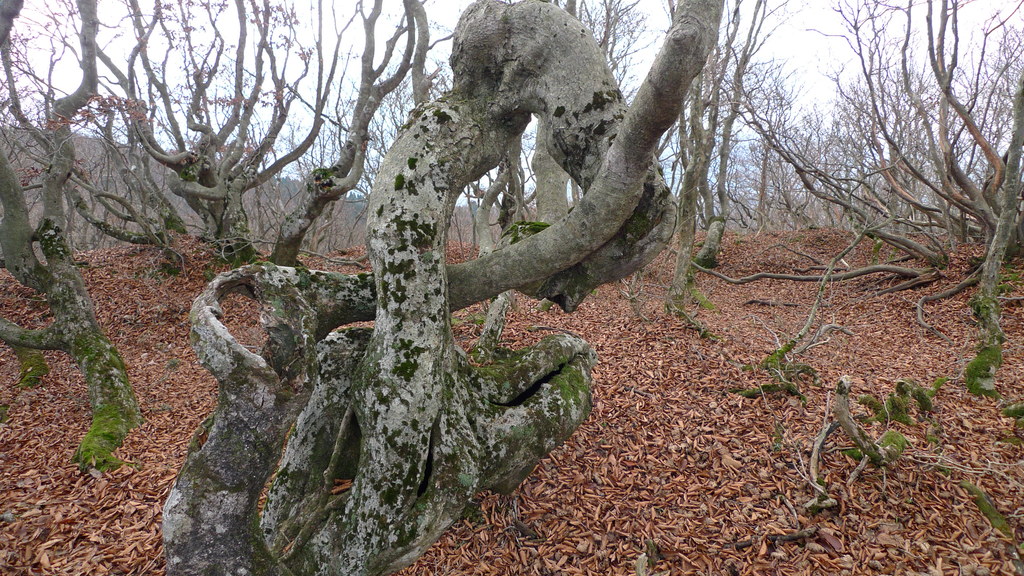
[0,0,141,471]
[88,0,348,262]
[161,0,724,574]
[666,0,779,312]
[745,0,1023,394]
[270,0,430,266]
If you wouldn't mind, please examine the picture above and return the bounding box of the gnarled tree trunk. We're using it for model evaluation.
[163,1,723,574]
[0,0,141,471]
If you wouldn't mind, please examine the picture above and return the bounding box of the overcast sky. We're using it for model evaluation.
[428,0,1020,106]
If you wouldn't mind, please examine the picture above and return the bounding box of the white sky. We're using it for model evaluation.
[432,0,1020,107]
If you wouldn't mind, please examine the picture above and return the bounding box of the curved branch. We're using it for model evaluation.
[695,262,931,284]
[448,0,723,309]
[916,271,979,343]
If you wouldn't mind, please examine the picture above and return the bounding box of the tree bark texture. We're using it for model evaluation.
[164,1,722,574]
[0,0,142,471]
[963,69,1024,397]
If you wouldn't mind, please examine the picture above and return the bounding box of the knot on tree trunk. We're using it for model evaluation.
[165,0,722,572]
[164,263,595,575]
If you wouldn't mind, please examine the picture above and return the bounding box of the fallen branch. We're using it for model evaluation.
[694,263,931,285]
[744,299,797,307]
[724,526,820,550]
[834,376,907,467]
[768,526,820,544]
[916,273,979,343]
[760,229,867,388]
[730,381,804,400]
[809,420,841,491]
[793,324,853,356]
[960,481,1024,576]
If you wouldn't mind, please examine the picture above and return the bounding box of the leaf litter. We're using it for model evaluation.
[0,229,1021,575]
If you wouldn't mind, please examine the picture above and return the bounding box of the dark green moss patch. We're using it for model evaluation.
[73,404,135,472]
[432,108,453,124]
[14,347,49,388]
[964,345,1002,398]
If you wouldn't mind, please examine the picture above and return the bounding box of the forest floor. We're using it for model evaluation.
[0,228,1022,576]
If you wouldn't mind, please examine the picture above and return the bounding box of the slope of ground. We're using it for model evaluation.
[0,229,1021,575]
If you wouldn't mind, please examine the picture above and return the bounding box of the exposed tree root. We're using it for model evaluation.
[960,481,1024,576]
[835,376,907,468]
[694,262,932,285]
[915,273,979,343]
[874,269,942,296]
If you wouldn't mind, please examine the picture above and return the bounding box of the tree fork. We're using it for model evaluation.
[165,1,723,573]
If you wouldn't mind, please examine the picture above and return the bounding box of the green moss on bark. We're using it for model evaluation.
[879,429,908,457]
[1003,402,1024,419]
[500,221,550,244]
[73,404,134,471]
[730,381,804,400]
[14,346,49,388]
[964,345,1002,398]
[960,481,1015,540]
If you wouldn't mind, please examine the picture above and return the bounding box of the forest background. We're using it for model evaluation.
[0,0,1023,574]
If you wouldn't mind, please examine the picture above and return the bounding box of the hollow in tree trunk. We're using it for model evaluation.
[162,1,723,574]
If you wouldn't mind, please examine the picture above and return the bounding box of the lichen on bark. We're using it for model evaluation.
[164,0,723,574]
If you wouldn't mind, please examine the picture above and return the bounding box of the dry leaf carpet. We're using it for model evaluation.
[1,230,1022,575]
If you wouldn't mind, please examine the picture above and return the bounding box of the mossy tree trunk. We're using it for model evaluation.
[163,1,723,574]
[271,0,432,267]
[0,0,142,471]
[963,69,1024,397]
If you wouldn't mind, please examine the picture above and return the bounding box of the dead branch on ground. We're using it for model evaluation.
[694,262,932,286]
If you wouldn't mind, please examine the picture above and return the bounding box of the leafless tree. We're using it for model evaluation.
[666,0,780,312]
[162,0,724,574]
[87,0,348,262]
[270,0,431,265]
[0,0,141,471]
[743,0,1024,394]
